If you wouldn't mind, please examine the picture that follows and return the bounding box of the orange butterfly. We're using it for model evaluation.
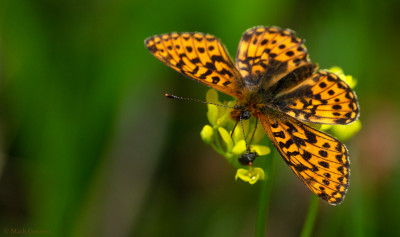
[145,26,359,205]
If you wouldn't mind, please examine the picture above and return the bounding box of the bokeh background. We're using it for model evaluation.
[1,0,400,236]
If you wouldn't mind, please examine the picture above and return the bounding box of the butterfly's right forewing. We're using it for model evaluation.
[236,26,313,90]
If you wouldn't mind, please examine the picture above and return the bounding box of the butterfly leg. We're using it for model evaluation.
[249,119,258,146]
[231,120,239,143]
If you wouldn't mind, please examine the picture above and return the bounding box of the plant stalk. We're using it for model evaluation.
[255,148,276,237]
[300,194,320,237]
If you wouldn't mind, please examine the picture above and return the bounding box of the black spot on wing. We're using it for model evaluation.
[199,69,212,79]
[319,150,328,158]
[279,139,294,149]
[294,164,309,172]
[147,44,157,53]
[284,121,298,133]
[293,136,306,146]
[322,143,331,148]
[222,81,231,86]
[211,76,220,84]
[304,129,317,144]
[273,131,286,139]
[302,151,312,161]
[319,161,329,168]
[286,51,294,56]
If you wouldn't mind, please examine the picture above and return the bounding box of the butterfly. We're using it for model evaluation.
[145,26,359,205]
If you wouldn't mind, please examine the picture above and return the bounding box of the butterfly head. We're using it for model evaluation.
[230,104,252,121]
[231,93,263,121]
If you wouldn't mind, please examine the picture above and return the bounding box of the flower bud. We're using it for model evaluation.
[200,125,214,144]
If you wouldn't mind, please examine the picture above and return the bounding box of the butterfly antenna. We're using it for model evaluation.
[165,93,234,108]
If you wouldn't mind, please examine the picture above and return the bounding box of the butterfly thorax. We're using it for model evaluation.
[231,62,320,122]
[230,90,266,121]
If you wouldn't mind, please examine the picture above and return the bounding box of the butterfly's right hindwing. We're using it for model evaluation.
[258,111,350,205]
[275,71,360,125]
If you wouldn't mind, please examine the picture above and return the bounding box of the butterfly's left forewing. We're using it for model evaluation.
[258,111,349,205]
[145,32,243,98]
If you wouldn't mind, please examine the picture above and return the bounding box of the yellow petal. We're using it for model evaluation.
[218,127,234,151]
[232,119,249,143]
[331,120,362,141]
[206,89,220,125]
[251,145,270,156]
[235,167,265,184]
[200,125,214,144]
[232,140,247,155]
[320,124,332,131]
[329,66,357,88]
[206,89,219,103]
[252,120,266,144]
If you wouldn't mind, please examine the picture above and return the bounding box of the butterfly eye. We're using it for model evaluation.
[238,152,258,165]
[234,104,241,110]
[241,111,251,120]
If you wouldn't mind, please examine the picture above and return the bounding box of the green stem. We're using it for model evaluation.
[300,194,320,237]
[255,149,276,237]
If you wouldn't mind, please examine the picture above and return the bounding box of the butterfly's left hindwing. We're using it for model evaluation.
[258,111,349,205]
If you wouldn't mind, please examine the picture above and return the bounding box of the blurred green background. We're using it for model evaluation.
[1,0,400,236]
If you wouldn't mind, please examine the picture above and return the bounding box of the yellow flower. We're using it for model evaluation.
[330,120,362,141]
[206,89,235,128]
[321,67,362,141]
[201,89,271,184]
[232,140,270,157]
[235,167,265,184]
[329,66,357,89]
